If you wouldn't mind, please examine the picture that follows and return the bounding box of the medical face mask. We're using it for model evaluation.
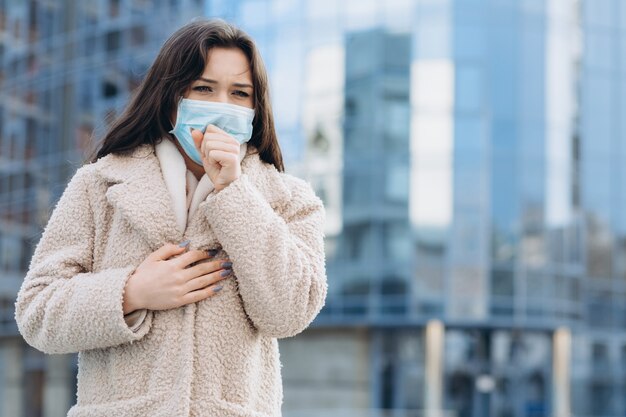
[168,98,255,165]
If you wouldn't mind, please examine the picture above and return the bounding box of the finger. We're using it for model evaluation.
[179,258,231,282]
[171,249,213,269]
[200,133,230,158]
[184,268,232,293]
[185,258,231,275]
[201,138,239,155]
[204,123,228,135]
[150,242,189,261]
[186,251,222,267]
[181,282,225,304]
[207,149,238,166]
[191,128,204,150]
[203,126,239,145]
[202,139,239,160]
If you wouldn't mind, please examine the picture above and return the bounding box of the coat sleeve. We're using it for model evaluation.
[202,172,327,339]
[14,165,153,354]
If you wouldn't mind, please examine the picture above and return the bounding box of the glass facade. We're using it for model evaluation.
[0,1,208,415]
[574,0,626,415]
[221,0,626,415]
[1,0,626,416]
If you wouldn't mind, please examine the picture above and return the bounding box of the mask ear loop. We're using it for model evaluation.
[169,96,185,130]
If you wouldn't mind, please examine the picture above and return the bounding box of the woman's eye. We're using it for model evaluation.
[233,90,250,98]
[193,86,212,93]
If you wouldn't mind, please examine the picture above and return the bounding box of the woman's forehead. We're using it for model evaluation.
[201,47,252,81]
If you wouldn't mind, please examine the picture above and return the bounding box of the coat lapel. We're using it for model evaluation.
[95,143,183,249]
[93,142,292,251]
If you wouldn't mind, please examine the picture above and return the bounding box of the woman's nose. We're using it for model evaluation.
[214,91,229,104]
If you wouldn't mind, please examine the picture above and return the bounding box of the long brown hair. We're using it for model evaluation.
[85,18,284,172]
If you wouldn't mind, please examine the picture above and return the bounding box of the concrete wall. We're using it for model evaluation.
[1,338,23,417]
[280,327,371,413]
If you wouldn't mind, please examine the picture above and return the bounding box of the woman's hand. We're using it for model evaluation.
[191,125,241,192]
[122,242,233,314]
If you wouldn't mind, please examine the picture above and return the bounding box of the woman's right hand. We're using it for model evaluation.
[122,242,232,314]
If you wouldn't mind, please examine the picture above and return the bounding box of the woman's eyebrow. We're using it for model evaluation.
[197,77,253,89]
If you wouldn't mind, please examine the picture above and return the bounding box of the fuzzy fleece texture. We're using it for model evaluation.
[154,137,249,234]
[14,141,327,417]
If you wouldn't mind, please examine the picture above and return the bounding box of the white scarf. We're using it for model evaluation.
[155,138,248,234]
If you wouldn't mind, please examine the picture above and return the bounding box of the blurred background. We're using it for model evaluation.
[0,0,624,416]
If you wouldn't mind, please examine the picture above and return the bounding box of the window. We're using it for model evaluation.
[343,222,370,260]
[491,268,514,297]
[384,163,408,204]
[105,30,121,53]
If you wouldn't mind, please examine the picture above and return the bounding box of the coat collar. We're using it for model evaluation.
[92,141,291,249]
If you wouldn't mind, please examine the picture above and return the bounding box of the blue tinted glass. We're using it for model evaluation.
[454,25,485,59]
[456,66,482,112]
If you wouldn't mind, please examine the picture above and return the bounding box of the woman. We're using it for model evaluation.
[15,18,327,417]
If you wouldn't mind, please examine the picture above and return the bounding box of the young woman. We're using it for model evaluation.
[15,18,327,417]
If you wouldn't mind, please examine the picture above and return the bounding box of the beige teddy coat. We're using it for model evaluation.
[14,142,327,417]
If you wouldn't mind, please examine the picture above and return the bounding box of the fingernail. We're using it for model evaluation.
[220,269,232,277]
[206,249,219,257]
[221,261,232,269]
[213,284,224,292]
[178,239,191,248]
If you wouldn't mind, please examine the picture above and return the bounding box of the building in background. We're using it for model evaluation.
[1,1,625,417]
[0,1,206,416]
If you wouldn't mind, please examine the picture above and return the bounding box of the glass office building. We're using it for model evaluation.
[1,0,625,416]
[0,1,208,416]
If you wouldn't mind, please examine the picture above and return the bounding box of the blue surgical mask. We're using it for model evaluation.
[168,98,255,165]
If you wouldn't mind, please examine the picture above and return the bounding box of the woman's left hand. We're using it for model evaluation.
[191,125,241,192]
